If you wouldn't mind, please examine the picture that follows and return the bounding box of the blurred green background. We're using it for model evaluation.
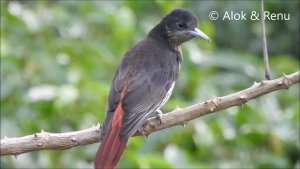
[1,1,299,168]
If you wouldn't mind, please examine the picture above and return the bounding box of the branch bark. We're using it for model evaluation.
[1,71,299,156]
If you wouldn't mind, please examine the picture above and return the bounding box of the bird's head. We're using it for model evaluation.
[149,9,210,47]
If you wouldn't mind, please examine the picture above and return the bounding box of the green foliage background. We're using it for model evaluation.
[1,1,299,168]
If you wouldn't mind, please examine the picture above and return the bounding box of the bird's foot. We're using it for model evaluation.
[156,109,163,124]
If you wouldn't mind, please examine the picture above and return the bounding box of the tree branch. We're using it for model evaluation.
[1,71,299,156]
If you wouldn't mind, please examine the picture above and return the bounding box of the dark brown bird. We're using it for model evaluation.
[94,9,210,169]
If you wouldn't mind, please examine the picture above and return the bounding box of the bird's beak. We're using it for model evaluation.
[189,28,211,42]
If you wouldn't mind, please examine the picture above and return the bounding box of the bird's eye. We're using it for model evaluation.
[176,22,184,28]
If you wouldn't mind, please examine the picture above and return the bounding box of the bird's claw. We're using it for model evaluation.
[156,109,163,124]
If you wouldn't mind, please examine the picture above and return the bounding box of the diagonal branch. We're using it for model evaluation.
[1,71,299,156]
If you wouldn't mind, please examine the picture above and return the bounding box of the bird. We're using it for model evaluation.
[94,8,210,169]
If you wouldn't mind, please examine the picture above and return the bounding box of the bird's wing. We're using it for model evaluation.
[119,68,176,139]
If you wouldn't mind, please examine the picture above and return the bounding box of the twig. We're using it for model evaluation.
[260,0,271,80]
[1,71,299,156]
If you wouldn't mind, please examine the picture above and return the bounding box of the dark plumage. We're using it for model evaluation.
[94,9,210,169]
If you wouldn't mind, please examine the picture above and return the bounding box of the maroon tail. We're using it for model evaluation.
[94,104,128,169]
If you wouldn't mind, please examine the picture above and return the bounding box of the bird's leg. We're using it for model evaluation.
[156,109,163,124]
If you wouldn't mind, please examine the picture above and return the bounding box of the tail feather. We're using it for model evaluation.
[94,104,128,169]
